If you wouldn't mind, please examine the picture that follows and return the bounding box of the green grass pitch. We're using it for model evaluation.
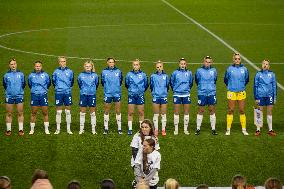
[0,0,284,188]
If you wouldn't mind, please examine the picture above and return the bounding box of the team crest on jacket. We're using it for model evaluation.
[210,71,214,75]
[163,76,166,80]
[185,73,188,77]
[115,73,119,77]
[17,74,21,78]
[138,74,142,79]
[268,74,272,78]
[41,74,45,78]
[241,69,244,74]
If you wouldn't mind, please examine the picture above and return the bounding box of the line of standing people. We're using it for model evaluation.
[3,53,277,136]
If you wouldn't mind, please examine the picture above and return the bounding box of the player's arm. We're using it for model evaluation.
[28,74,32,89]
[245,68,249,86]
[224,69,229,86]
[3,75,7,90]
[22,73,26,89]
[144,74,149,92]
[96,75,99,90]
[70,71,74,87]
[273,73,277,103]
[149,75,154,92]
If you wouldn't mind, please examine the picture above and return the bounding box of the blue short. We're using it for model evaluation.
[197,95,217,106]
[80,94,96,107]
[104,96,121,103]
[31,94,48,106]
[173,96,191,104]
[55,93,72,106]
[259,97,274,106]
[128,95,145,105]
[152,97,168,105]
[6,97,24,104]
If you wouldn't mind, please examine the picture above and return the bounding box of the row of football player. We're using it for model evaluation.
[2,53,277,136]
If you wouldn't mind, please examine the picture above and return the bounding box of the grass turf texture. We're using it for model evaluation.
[0,0,284,188]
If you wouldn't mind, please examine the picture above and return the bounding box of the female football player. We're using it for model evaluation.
[150,60,169,136]
[101,58,123,135]
[170,58,193,135]
[28,61,51,135]
[224,53,249,135]
[125,59,149,135]
[3,58,26,136]
[195,56,218,135]
[77,60,99,134]
[254,60,277,136]
[52,56,74,134]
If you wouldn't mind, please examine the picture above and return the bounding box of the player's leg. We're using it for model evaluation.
[79,106,87,134]
[238,99,248,135]
[90,106,97,134]
[64,94,73,134]
[160,102,167,136]
[55,94,63,134]
[29,106,38,135]
[114,99,122,134]
[5,103,14,136]
[173,96,180,135]
[42,105,49,134]
[267,104,275,136]
[196,106,205,135]
[128,103,135,135]
[137,104,145,126]
[137,95,145,126]
[103,98,111,133]
[209,105,217,135]
[226,99,236,135]
[183,103,190,135]
[16,102,24,135]
[152,102,160,136]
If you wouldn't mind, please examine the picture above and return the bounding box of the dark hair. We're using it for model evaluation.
[232,174,246,189]
[142,138,155,174]
[0,176,11,189]
[101,179,115,189]
[67,180,81,189]
[107,57,116,62]
[196,184,209,189]
[139,119,154,144]
[34,60,42,65]
[31,169,48,184]
[264,178,282,189]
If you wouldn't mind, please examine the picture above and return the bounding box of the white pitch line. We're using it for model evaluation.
[161,0,284,91]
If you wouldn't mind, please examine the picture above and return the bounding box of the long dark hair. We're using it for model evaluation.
[142,138,155,174]
[139,119,154,145]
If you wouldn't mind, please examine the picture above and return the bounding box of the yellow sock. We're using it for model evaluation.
[227,114,233,129]
[240,114,246,129]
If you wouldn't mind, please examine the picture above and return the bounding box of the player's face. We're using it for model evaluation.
[107,59,115,69]
[156,63,163,72]
[9,60,17,71]
[133,61,140,71]
[141,123,151,136]
[34,63,42,72]
[143,141,153,154]
[262,60,270,70]
[59,58,66,68]
[233,55,241,65]
[203,58,211,68]
[179,60,187,69]
[84,63,92,72]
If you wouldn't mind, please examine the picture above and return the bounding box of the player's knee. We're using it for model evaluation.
[138,110,144,117]
[65,109,71,115]
[18,111,24,117]
[56,110,62,116]
[31,111,37,117]
[6,112,12,117]
[198,109,205,114]
[239,109,245,114]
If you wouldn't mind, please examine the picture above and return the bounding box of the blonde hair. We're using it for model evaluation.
[84,60,95,72]
[164,178,179,189]
[58,56,66,62]
[264,178,282,189]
